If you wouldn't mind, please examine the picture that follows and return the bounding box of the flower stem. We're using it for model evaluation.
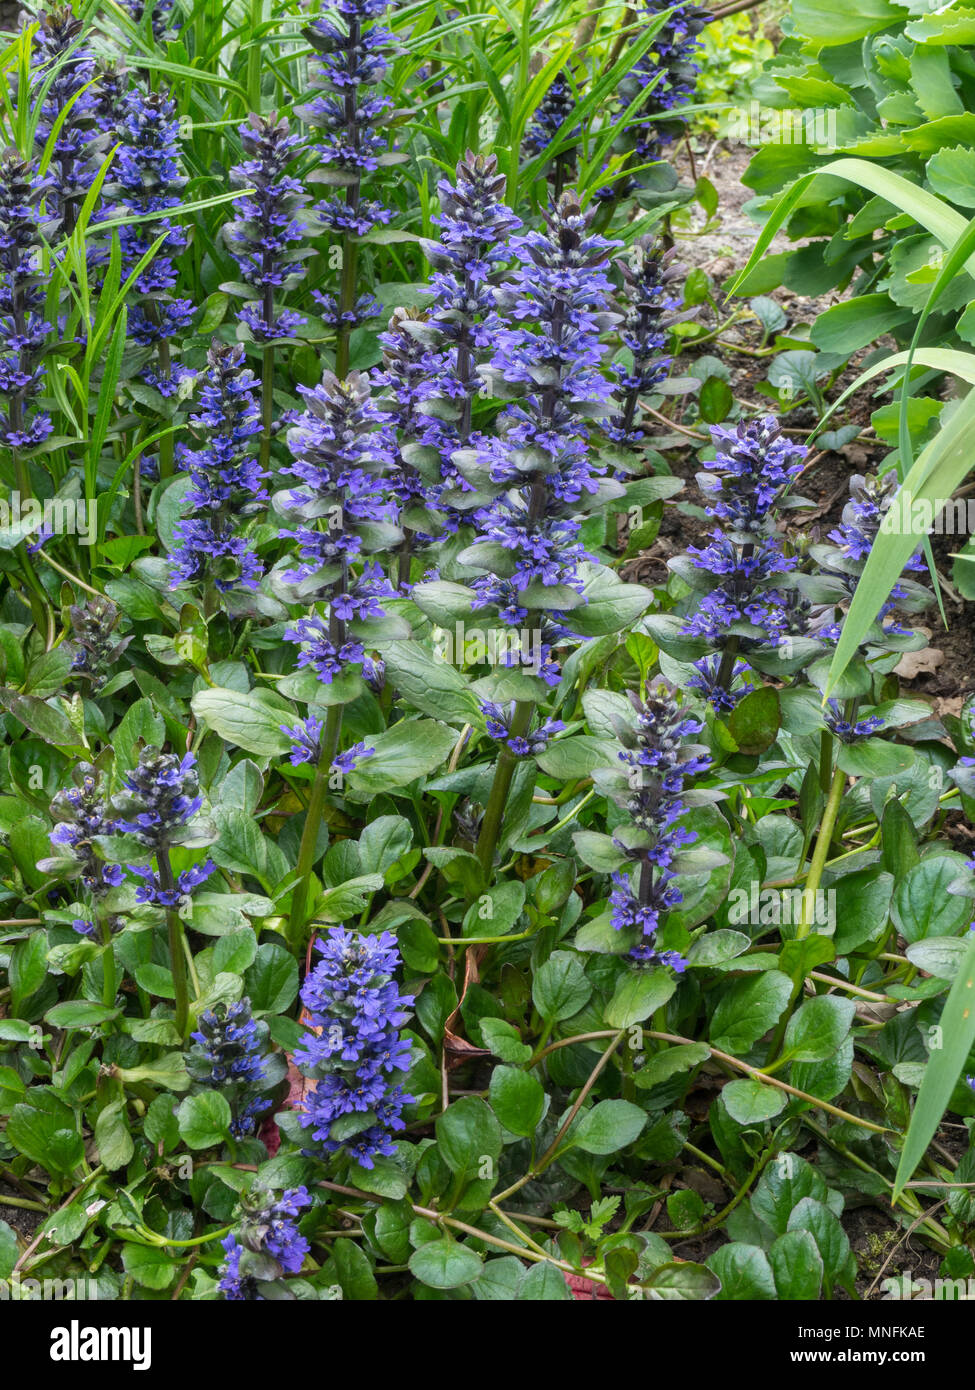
[474,700,533,874]
[157,846,190,1043]
[288,702,343,946]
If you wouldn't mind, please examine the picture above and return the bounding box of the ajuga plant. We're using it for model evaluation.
[68,594,131,691]
[168,341,270,613]
[25,5,100,240]
[271,369,400,937]
[103,85,193,448]
[40,765,125,991]
[605,235,695,451]
[218,1187,311,1300]
[524,67,580,197]
[375,152,521,584]
[7,0,975,1319]
[224,112,314,470]
[591,680,712,969]
[671,416,809,714]
[598,0,707,203]
[298,0,397,374]
[293,928,414,1170]
[104,747,216,1040]
[186,997,284,1139]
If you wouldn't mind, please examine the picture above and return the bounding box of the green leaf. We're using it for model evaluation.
[517,1260,573,1300]
[177,1092,232,1149]
[381,642,480,726]
[435,1097,502,1182]
[190,688,292,757]
[532,951,591,1022]
[121,1243,178,1291]
[604,968,676,1028]
[769,1230,823,1300]
[409,1238,483,1289]
[480,1018,532,1064]
[245,943,299,1015]
[94,1101,134,1171]
[780,996,855,1063]
[358,816,414,877]
[709,971,792,1055]
[488,1066,545,1137]
[891,855,973,942]
[572,1099,646,1154]
[635,1042,711,1090]
[709,1243,776,1300]
[45,1001,121,1030]
[787,1197,853,1295]
[346,720,457,796]
[752,1154,829,1234]
[894,932,975,1197]
[727,687,780,755]
[721,1079,787,1125]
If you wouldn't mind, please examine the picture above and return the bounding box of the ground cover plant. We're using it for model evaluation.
[1,0,975,1308]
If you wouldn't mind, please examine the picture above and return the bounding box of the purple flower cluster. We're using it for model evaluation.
[524,71,579,160]
[810,471,928,647]
[294,928,414,1169]
[481,700,565,756]
[106,88,193,389]
[280,714,375,775]
[598,682,711,968]
[128,859,215,905]
[299,0,394,331]
[679,416,807,709]
[120,0,178,40]
[0,151,53,451]
[219,1187,311,1300]
[187,998,274,1139]
[44,766,125,897]
[169,343,268,596]
[108,747,203,850]
[375,154,522,573]
[607,238,689,446]
[69,595,131,693]
[27,7,103,239]
[605,0,707,191]
[458,192,621,679]
[225,113,311,343]
[276,371,396,691]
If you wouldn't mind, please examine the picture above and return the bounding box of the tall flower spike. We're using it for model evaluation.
[108,746,204,850]
[594,680,712,968]
[69,594,131,692]
[187,998,276,1139]
[607,237,692,447]
[169,342,268,602]
[105,87,194,396]
[675,416,807,706]
[375,154,522,585]
[596,0,707,200]
[224,113,312,345]
[0,149,53,453]
[298,0,395,349]
[454,191,622,683]
[118,0,178,41]
[42,764,124,897]
[806,470,930,647]
[294,928,414,1169]
[27,6,100,239]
